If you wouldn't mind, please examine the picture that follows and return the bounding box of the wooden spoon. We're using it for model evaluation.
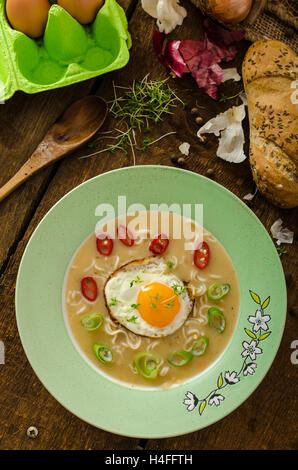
[0,95,108,203]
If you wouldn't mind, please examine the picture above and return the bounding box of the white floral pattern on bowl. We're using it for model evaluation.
[184,291,272,415]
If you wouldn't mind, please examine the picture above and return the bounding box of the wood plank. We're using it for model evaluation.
[0,0,297,450]
[0,0,134,274]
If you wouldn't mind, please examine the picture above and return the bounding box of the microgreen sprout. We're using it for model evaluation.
[141,131,176,151]
[277,246,288,257]
[109,297,121,307]
[172,284,187,296]
[80,75,184,163]
[219,90,243,103]
[131,303,141,309]
[148,295,158,310]
[142,137,152,150]
[165,299,176,309]
[109,75,185,127]
[127,315,138,323]
[130,276,143,288]
[167,260,175,269]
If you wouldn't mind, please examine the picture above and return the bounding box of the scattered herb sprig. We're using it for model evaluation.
[130,276,143,288]
[109,297,121,307]
[165,299,176,309]
[127,315,138,323]
[109,75,185,129]
[148,295,158,311]
[219,90,244,103]
[131,303,141,309]
[172,284,187,296]
[80,75,185,163]
[277,246,288,257]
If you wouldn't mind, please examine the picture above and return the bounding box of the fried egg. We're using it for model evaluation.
[104,257,194,337]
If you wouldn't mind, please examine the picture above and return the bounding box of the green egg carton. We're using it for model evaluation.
[0,0,131,101]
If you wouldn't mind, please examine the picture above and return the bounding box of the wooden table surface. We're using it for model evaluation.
[0,0,297,451]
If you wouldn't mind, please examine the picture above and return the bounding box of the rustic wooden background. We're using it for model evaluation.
[0,0,297,450]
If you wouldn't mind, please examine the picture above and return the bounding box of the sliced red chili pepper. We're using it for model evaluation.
[194,241,210,269]
[117,225,134,247]
[96,235,113,256]
[81,276,98,302]
[149,234,169,255]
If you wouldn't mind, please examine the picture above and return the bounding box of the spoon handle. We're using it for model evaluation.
[0,137,63,203]
[0,154,41,203]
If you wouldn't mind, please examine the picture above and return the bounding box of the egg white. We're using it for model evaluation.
[104,257,194,338]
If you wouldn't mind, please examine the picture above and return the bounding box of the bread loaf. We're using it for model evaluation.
[242,39,298,209]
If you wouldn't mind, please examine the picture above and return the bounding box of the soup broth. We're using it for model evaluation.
[64,211,240,389]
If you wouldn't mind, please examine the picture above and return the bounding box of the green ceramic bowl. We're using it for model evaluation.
[15,166,286,438]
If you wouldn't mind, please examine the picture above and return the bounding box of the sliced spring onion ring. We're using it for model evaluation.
[208,307,226,333]
[93,344,113,363]
[80,313,104,331]
[167,350,193,367]
[207,283,230,301]
[134,353,159,379]
[191,337,209,356]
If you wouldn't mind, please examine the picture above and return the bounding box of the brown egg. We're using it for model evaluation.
[58,0,104,24]
[6,0,51,38]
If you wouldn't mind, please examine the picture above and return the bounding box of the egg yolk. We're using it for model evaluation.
[137,282,181,328]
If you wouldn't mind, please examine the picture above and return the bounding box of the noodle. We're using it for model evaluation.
[159,366,170,377]
[104,317,142,351]
[185,335,198,350]
[209,273,224,280]
[112,255,120,271]
[66,290,84,307]
[76,305,88,315]
[83,258,96,273]
[126,335,142,350]
[133,229,150,245]
[190,268,208,284]
[94,260,107,273]
[188,283,207,297]
[147,339,161,352]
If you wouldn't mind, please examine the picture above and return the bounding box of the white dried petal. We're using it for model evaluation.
[197,104,247,163]
[179,142,190,156]
[217,127,246,163]
[142,0,158,17]
[270,219,294,244]
[222,68,241,83]
[142,0,187,34]
[239,91,248,106]
[243,188,258,201]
